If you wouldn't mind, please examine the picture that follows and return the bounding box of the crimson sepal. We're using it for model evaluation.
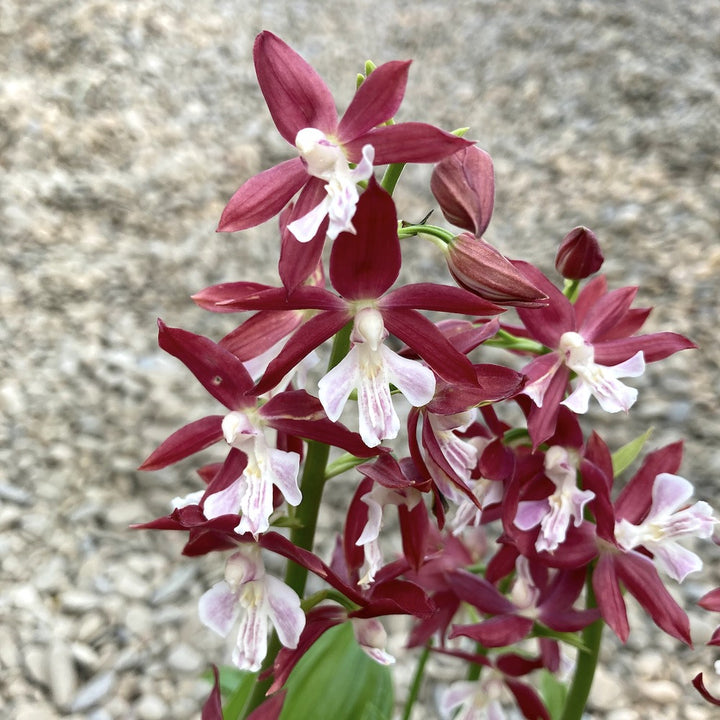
[346,122,472,165]
[246,690,287,720]
[269,607,346,694]
[693,674,720,707]
[219,309,305,360]
[329,178,400,300]
[201,665,222,720]
[337,61,411,143]
[139,416,224,471]
[254,31,337,143]
[261,390,378,457]
[699,588,720,612]
[382,282,504,315]
[217,158,307,232]
[158,320,254,409]
[344,477,373,575]
[399,498,430,572]
[192,283,345,313]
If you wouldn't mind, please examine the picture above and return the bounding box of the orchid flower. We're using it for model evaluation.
[614,472,715,582]
[514,445,595,554]
[509,262,695,446]
[196,179,505,445]
[198,546,305,671]
[218,31,471,290]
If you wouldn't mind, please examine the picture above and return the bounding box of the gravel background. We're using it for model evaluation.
[2,1,719,718]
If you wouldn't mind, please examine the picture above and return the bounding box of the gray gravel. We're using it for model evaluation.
[2,1,719,718]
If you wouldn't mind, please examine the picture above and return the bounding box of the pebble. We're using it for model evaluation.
[23,645,49,687]
[136,693,170,720]
[167,642,205,674]
[49,639,78,710]
[636,679,683,704]
[71,671,116,712]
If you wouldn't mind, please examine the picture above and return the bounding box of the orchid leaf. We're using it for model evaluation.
[611,427,653,478]
[539,669,568,720]
[279,622,393,720]
[221,668,258,720]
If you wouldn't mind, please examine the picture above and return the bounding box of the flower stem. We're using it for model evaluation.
[401,643,432,720]
[559,573,602,720]
[381,162,406,194]
[241,323,353,718]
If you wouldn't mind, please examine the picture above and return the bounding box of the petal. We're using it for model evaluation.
[347,122,472,164]
[198,581,240,637]
[594,332,696,366]
[268,448,302,506]
[265,575,306,649]
[515,499,550,531]
[139,415,224,470]
[317,347,360,421]
[287,195,331,243]
[357,357,400,447]
[337,61,411,142]
[158,320,253,409]
[253,31,338,144]
[329,178,400,300]
[653,541,703,583]
[234,601,268,671]
[649,472,694,519]
[381,345,436,407]
[203,480,242,519]
[382,282,504,316]
[237,471,274,537]
[217,158,307,232]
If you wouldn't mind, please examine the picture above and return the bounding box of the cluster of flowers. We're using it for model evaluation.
[137,31,720,720]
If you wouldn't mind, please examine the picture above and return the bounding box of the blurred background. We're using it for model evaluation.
[1,1,718,717]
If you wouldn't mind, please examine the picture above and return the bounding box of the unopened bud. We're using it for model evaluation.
[446,234,547,308]
[431,146,494,236]
[555,226,604,279]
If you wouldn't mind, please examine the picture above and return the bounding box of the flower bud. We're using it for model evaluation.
[446,233,547,307]
[430,146,494,236]
[554,226,604,279]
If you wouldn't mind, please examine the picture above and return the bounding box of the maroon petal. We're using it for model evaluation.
[699,588,720,612]
[449,568,516,615]
[525,366,571,448]
[246,690,287,720]
[505,678,551,720]
[399,501,430,571]
[337,60,411,143]
[451,615,534,648]
[262,389,376,457]
[253,31,338,144]
[593,554,629,642]
[515,262,574,347]
[381,282,504,316]
[193,283,344,313]
[329,178,400,300]
[220,310,304,361]
[616,552,691,644]
[217,158,307,232]
[347,122,472,165]
[201,666,222,720]
[202,448,248,499]
[431,146,494,236]
[279,178,329,293]
[693,674,720,706]
[139,416,224,470]
[614,441,683,524]
[158,320,253,408]
[578,286,638,342]
[383,308,477,385]
[594,332,696,365]
[254,311,350,395]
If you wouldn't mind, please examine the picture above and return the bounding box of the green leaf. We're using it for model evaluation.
[539,669,568,720]
[279,622,394,720]
[221,668,258,720]
[611,427,653,478]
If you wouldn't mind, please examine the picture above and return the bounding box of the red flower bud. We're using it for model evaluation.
[431,146,494,236]
[554,226,604,279]
[446,234,548,307]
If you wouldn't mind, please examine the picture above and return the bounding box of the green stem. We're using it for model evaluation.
[398,224,455,245]
[381,162,406,194]
[402,643,432,720]
[559,573,602,720]
[241,324,353,717]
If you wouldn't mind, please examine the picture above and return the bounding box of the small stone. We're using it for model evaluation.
[136,693,169,720]
[49,639,77,710]
[61,590,100,614]
[636,678,683,704]
[71,642,101,671]
[167,642,204,674]
[71,671,116,712]
[0,625,20,669]
[24,644,49,687]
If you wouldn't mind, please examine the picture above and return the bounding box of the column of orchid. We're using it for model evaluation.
[136,31,720,720]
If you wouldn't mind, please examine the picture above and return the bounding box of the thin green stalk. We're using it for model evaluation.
[402,643,432,720]
[381,162,406,194]
[559,573,602,720]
